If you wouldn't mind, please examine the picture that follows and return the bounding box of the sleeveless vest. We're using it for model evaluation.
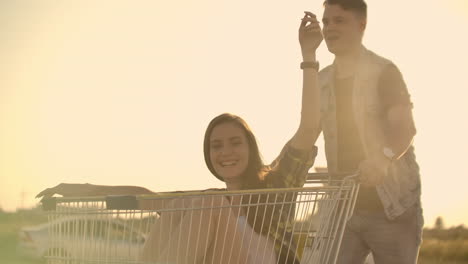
[319,46,421,220]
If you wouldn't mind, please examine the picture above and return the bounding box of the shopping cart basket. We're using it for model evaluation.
[41,173,359,264]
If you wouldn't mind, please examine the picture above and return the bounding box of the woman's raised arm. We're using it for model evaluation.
[289,11,323,150]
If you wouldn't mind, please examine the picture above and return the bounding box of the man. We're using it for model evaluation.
[311,0,423,263]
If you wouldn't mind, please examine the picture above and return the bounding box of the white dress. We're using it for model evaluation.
[236,215,277,264]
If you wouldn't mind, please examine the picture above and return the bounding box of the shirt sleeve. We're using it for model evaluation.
[378,63,417,149]
[378,63,413,112]
[265,143,317,188]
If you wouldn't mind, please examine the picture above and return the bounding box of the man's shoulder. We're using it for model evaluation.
[364,48,395,68]
[317,47,396,73]
[318,47,401,86]
[365,49,408,81]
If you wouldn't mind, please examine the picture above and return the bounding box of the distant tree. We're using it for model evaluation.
[435,216,445,230]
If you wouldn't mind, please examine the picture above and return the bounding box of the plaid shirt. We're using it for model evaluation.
[263,143,317,263]
[205,143,317,263]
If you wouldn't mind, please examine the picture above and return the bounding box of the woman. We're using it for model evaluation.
[36,12,323,264]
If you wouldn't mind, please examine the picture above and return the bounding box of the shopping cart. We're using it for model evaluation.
[41,173,359,264]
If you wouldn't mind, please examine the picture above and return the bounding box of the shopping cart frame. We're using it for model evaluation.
[41,173,359,264]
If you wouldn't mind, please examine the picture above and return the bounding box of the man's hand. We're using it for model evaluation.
[358,157,391,187]
[299,11,323,61]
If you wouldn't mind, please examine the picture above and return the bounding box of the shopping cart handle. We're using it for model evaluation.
[307,172,358,180]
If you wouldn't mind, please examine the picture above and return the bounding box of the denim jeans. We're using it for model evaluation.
[336,204,424,264]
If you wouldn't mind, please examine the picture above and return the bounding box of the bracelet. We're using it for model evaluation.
[300,61,319,70]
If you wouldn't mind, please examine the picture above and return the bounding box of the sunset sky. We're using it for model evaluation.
[1,0,467,228]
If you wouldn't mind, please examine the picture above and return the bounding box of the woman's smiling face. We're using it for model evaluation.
[209,122,250,181]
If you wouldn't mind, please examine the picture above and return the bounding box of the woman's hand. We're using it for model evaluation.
[36,183,97,199]
[299,11,323,61]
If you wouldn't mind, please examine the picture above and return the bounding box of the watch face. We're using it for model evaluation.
[383,147,395,159]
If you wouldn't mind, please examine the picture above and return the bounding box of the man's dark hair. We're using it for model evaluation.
[323,0,367,18]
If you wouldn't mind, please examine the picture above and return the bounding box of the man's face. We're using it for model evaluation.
[322,4,366,56]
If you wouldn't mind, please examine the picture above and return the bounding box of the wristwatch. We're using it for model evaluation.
[383,147,396,161]
[300,61,320,70]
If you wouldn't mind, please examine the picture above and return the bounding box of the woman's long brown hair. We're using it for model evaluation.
[203,113,299,263]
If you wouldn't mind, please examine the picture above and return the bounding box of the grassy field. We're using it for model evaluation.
[419,239,468,264]
[1,207,468,264]
[419,260,468,264]
[0,208,46,264]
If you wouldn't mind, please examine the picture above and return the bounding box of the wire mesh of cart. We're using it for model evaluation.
[41,173,359,264]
